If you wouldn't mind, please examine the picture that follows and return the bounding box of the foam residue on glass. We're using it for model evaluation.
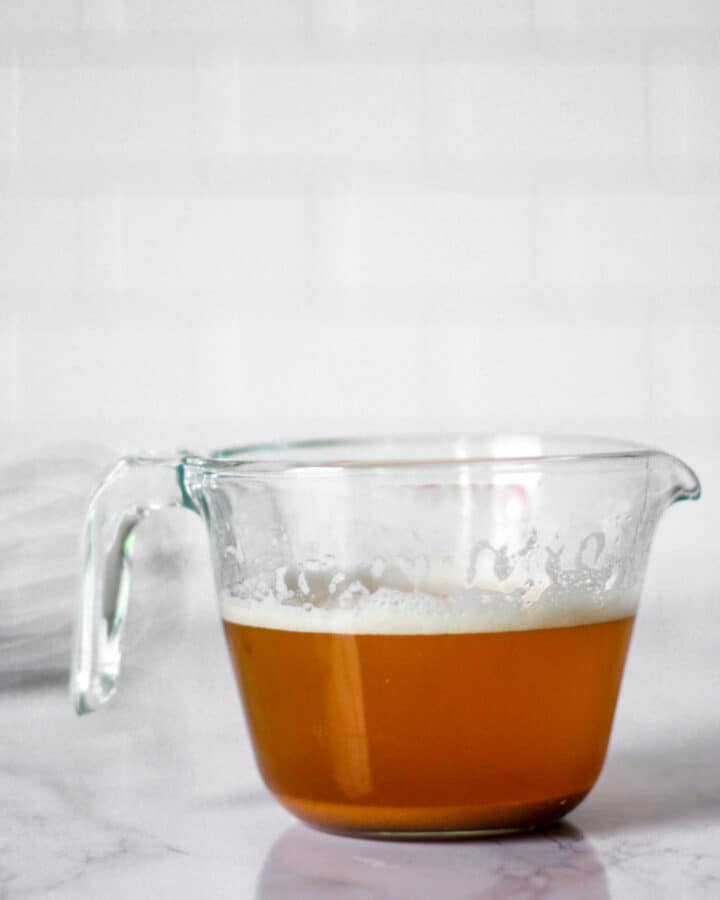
[221,549,637,635]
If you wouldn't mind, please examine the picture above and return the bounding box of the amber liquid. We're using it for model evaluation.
[224,615,634,835]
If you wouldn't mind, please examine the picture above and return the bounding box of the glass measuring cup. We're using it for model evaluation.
[72,435,700,837]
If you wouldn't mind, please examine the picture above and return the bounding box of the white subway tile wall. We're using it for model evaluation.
[649,63,720,159]
[428,62,648,160]
[0,0,719,464]
[195,60,425,160]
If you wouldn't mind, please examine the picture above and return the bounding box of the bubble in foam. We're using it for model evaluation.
[337,579,370,609]
[328,572,346,595]
[297,571,310,596]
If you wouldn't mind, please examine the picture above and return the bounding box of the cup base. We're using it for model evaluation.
[278,790,589,840]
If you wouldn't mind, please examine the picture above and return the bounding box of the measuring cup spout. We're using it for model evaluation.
[663,453,702,506]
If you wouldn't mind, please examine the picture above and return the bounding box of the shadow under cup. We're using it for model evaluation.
[72,435,701,837]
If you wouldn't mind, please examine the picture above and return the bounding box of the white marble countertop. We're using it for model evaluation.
[4,579,719,900]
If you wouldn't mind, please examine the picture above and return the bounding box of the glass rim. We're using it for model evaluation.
[179,433,668,475]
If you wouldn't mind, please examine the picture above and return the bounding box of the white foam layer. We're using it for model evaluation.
[221,585,636,635]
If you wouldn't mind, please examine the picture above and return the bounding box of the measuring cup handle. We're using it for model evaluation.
[71,456,199,714]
